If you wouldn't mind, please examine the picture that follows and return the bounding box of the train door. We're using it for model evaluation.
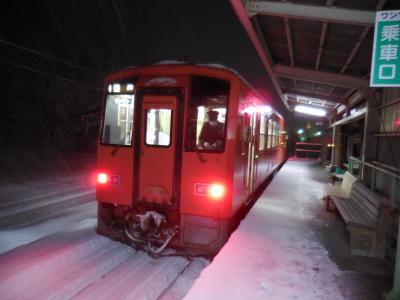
[245,112,257,194]
[134,89,184,208]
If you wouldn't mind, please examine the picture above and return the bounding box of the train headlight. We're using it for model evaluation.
[97,173,108,184]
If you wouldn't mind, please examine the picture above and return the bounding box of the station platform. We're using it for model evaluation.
[185,159,392,300]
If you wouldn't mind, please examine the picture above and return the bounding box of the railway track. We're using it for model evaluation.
[0,222,208,300]
[0,173,95,229]
[0,174,209,300]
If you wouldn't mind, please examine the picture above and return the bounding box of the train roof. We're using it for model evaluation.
[107,62,241,81]
[106,62,283,119]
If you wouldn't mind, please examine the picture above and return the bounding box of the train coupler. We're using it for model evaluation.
[124,210,178,254]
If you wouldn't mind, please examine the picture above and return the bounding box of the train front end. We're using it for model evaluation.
[96,66,236,254]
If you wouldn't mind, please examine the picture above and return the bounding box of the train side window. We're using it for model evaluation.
[101,92,134,146]
[145,109,172,147]
[267,119,273,149]
[259,114,266,151]
[186,76,230,152]
[241,113,251,155]
[275,123,280,148]
[267,119,279,148]
[272,121,277,148]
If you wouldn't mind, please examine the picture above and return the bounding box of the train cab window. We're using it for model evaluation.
[145,109,172,146]
[186,76,229,152]
[101,83,135,146]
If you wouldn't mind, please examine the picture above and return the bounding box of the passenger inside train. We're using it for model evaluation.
[198,110,225,150]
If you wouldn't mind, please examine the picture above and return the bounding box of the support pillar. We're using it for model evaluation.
[331,125,342,167]
[359,89,380,183]
[386,216,400,300]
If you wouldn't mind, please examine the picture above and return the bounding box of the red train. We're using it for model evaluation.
[96,64,286,254]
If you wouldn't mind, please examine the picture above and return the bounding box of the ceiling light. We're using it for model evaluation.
[295,105,326,117]
[261,105,272,113]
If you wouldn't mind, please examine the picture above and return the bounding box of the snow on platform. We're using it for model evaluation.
[184,160,388,300]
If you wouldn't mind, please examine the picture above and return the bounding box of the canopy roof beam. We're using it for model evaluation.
[283,88,347,105]
[247,1,375,26]
[315,22,328,71]
[284,16,295,67]
[230,0,289,109]
[273,65,370,89]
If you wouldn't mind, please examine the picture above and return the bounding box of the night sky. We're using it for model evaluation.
[0,1,285,178]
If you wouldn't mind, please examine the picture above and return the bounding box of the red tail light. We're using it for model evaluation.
[194,183,225,200]
[97,173,108,184]
[209,184,225,199]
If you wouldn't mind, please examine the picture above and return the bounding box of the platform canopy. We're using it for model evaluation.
[230,0,399,118]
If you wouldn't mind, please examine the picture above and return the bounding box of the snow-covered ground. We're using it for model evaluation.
[0,162,390,299]
[0,172,209,300]
[0,202,96,254]
[0,220,208,300]
[184,160,390,300]
[0,172,96,253]
[0,172,96,229]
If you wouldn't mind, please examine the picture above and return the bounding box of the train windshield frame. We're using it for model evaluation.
[100,82,135,146]
[186,76,230,153]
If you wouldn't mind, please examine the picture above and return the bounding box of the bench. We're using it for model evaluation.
[329,181,390,258]
[323,171,356,211]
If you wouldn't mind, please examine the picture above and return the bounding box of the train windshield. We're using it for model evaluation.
[101,83,135,146]
[186,76,229,152]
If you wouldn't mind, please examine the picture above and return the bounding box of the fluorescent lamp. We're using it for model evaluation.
[242,106,257,114]
[127,84,134,91]
[295,105,326,117]
[261,105,272,113]
[113,83,120,93]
